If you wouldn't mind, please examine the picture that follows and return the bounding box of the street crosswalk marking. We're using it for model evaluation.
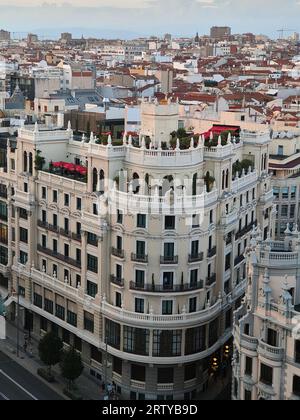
[0,369,38,400]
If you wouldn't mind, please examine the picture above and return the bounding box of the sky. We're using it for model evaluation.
[0,0,300,39]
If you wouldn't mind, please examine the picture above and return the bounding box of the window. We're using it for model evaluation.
[53,190,58,203]
[116,292,122,308]
[124,327,149,356]
[245,357,252,376]
[76,222,81,236]
[293,375,300,397]
[34,292,42,308]
[64,218,69,232]
[281,205,288,217]
[93,203,98,215]
[42,186,46,199]
[87,281,98,298]
[192,214,199,228]
[117,236,123,250]
[209,318,219,347]
[163,272,173,290]
[24,183,28,193]
[53,239,57,253]
[135,270,145,288]
[41,234,46,248]
[64,194,69,207]
[189,297,197,313]
[290,205,296,218]
[162,300,173,315]
[42,210,47,223]
[19,251,28,265]
[209,210,213,224]
[84,311,94,333]
[91,346,102,364]
[117,209,123,224]
[113,356,122,375]
[282,187,289,199]
[64,269,69,283]
[278,145,284,156]
[165,216,175,230]
[55,304,65,320]
[267,328,278,347]
[273,187,279,199]
[67,310,77,327]
[131,364,146,381]
[135,298,144,313]
[185,326,206,355]
[53,214,58,227]
[106,320,121,349]
[87,232,97,246]
[64,244,69,258]
[291,186,297,199]
[153,331,181,357]
[76,197,81,210]
[137,214,146,228]
[260,364,273,386]
[190,269,198,287]
[136,241,145,257]
[157,368,174,383]
[87,254,98,273]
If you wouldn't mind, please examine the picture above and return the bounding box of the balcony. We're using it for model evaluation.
[258,340,285,362]
[129,280,204,293]
[235,221,257,239]
[160,255,178,264]
[111,247,125,259]
[101,297,223,328]
[131,253,148,263]
[188,252,204,263]
[207,247,216,258]
[59,228,72,239]
[72,232,82,242]
[206,273,216,286]
[234,254,245,266]
[37,245,81,269]
[110,275,124,287]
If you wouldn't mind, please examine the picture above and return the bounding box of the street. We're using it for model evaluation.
[0,350,64,400]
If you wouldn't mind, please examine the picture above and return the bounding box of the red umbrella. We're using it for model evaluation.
[63,163,76,172]
[75,165,87,175]
[52,161,64,168]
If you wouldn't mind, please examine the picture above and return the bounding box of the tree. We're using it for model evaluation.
[38,332,63,374]
[60,347,84,390]
[35,150,45,171]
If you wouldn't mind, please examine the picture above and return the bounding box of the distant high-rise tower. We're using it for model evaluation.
[210,26,231,39]
[195,32,200,43]
[0,29,11,41]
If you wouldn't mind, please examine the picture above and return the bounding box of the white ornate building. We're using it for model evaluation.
[0,100,273,400]
[232,226,300,400]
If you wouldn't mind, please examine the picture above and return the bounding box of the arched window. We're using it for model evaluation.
[29,152,33,175]
[99,170,105,194]
[161,175,174,196]
[92,168,97,192]
[132,172,140,194]
[225,169,229,189]
[222,170,225,190]
[192,173,198,196]
[23,151,28,173]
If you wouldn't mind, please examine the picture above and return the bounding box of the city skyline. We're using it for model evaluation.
[0,0,299,39]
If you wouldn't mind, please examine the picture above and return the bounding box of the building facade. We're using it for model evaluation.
[269,130,300,239]
[0,100,273,400]
[232,227,300,400]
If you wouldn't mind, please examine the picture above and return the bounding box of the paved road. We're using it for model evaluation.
[0,351,64,400]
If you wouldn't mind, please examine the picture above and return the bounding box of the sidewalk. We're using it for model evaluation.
[0,321,105,400]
